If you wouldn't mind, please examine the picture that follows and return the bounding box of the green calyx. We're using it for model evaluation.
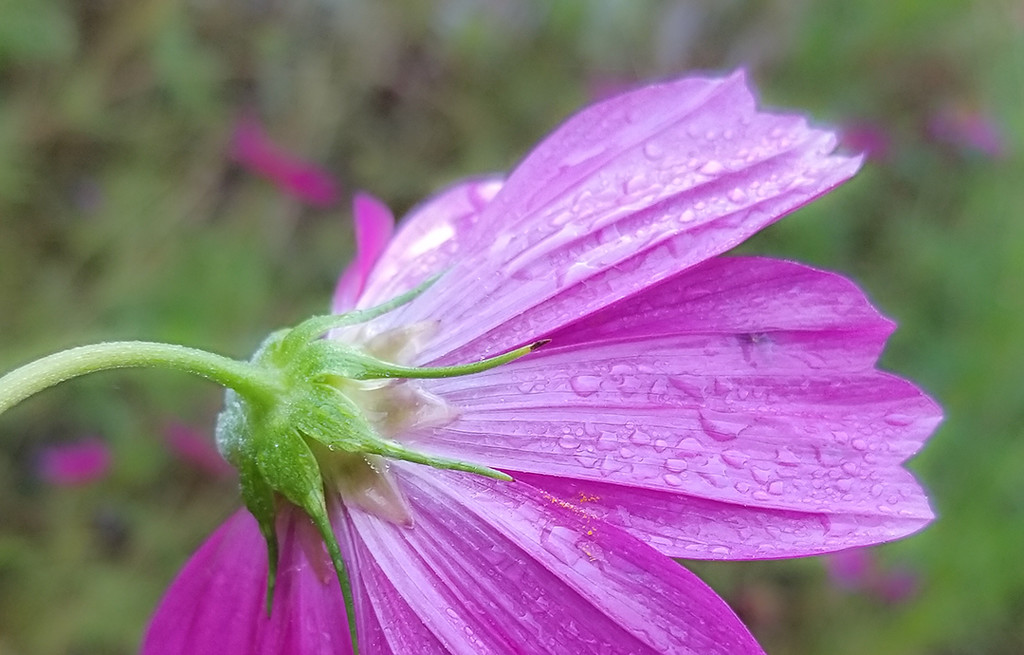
[0,275,548,655]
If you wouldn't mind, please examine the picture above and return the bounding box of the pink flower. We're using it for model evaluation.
[163,421,235,478]
[928,104,1007,159]
[231,117,341,207]
[841,122,891,162]
[146,71,939,654]
[825,547,920,603]
[39,437,112,486]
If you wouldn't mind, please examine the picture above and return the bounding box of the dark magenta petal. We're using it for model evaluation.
[143,508,354,655]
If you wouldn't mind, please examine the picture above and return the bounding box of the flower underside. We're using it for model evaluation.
[213,275,547,651]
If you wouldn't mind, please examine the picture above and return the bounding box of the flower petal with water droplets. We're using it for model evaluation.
[367,71,861,365]
[410,258,937,550]
[347,463,764,655]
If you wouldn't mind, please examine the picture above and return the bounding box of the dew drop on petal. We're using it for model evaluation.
[665,458,688,472]
[643,142,664,160]
[699,160,725,175]
[569,375,602,397]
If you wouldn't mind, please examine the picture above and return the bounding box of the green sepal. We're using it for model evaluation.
[276,273,442,361]
[295,338,550,382]
[215,388,282,614]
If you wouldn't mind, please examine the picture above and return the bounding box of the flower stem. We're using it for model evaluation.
[0,341,280,417]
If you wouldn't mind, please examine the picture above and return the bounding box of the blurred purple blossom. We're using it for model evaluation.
[163,422,235,478]
[928,104,1007,158]
[825,547,920,603]
[231,117,341,207]
[39,437,112,486]
[842,122,892,162]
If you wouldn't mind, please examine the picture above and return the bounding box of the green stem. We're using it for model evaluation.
[0,341,280,416]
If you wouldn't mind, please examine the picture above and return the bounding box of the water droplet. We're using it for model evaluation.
[629,430,651,446]
[643,142,665,159]
[727,187,748,203]
[699,160,725,175]
[721,450,749,468]
[775,447,800,467]
[699,411,740,442]
[569,375,601,397]
[665,458,687,472]
[852,438,868,451]
[558,435,580,450]
[767,480,785,495]
[884,412,915,426]
[663,473,683,487]
[653,439,669,452]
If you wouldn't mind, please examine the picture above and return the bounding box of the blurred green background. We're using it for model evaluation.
[1,1,1021,653]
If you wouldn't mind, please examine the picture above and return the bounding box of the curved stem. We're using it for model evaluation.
[0,341,280,416]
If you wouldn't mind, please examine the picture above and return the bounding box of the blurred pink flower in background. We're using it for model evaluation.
[231,117,341,207]
[825,547,920,603]
[163,422,235,478]
[39,437,112,486]
[928,104,1007,158]
[842,122,891,162]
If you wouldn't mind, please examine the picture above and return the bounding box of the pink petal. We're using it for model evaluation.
[231,118,340,208]
[928,104,1007,158]
[163,422,235,478]
[411,258,937,556]
[39,437,111,486]
[825,547,875,589]
[361,71,861,365]
[333,193,396,312]
[143,508,354,655]
[338,177,503,313]
[347,463,764,654]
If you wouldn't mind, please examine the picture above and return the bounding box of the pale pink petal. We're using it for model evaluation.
[143,508,354,655]
[346,463,764,654]
[163,422,234,478]
[345,177,503,312]
[409,258,937,556]
[333,193,396,312]
[39,437,111,486]
[363,71,861,365]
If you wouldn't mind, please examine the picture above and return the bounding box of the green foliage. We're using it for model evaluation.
[1,1,1021,653]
